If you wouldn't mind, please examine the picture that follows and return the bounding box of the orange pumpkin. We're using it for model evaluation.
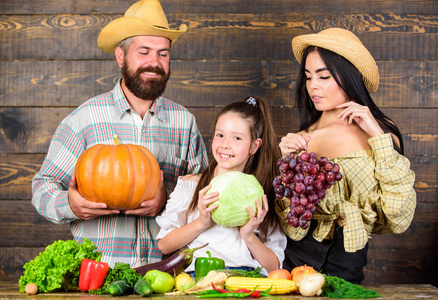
[74,135,160,210]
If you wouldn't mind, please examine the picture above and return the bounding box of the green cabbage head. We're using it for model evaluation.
[207,171,264,227]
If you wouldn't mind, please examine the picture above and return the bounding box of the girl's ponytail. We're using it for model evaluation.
[247,97,281,236]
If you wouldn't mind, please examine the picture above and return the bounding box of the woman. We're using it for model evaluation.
[276,28,416,283]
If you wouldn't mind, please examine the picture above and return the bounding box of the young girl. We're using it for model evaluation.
[156,96,286,275]
[277,28,416,283]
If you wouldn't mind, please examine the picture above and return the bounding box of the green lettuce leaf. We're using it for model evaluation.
[18,239,101,293]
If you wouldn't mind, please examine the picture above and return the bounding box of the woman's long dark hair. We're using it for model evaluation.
[296,46,404,154]
[187,96,281,237]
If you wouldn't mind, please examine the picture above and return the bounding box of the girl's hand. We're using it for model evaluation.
[240,195,268,240]
[337,101,384,137]
[197,184,219,229]
[280,133,311,156]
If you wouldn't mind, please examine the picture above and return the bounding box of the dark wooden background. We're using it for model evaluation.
[0,0,437,286]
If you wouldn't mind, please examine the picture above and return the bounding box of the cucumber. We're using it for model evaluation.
[108,280,131,296]
[134,279,153,296]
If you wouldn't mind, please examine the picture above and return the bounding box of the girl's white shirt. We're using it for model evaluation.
[156,177,287,276]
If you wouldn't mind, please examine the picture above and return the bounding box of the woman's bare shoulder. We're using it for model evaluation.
[310,124,371,158]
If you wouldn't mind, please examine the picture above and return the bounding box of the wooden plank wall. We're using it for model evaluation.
[0,0,437,286]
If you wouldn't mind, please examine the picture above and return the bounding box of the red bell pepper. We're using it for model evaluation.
[78,258,110,292]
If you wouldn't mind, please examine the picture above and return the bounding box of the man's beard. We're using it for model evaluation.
[122,61,170,101]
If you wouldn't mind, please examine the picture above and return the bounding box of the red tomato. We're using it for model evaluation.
[267,269,292,280]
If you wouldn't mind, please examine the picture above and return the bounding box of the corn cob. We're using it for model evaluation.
[225,276,297,295]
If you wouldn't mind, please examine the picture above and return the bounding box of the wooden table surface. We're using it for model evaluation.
[1,281,437,300]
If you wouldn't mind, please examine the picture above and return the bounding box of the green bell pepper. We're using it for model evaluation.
[195,251,225,280]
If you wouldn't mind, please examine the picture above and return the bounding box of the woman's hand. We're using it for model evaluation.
[197,184,219,229]
[240,195,268,240]
[337,101,384,137]
[279,133,311,156]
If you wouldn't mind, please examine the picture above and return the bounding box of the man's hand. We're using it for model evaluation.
[68,175,120,220]
[124,171,167,216]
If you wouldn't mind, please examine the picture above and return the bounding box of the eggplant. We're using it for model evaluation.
[134,243,208,276]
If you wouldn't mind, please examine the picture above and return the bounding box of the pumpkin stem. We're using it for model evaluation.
[113,134,120,145]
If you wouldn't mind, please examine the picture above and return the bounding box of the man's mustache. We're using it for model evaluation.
[136,66,166,76]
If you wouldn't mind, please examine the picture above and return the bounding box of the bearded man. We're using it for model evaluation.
[32,0,208,267]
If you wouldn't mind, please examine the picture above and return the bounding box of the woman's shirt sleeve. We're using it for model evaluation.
[368,133,416,234]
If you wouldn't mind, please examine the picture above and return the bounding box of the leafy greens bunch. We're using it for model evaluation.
[321,275,381,298]
[90,262,142,294]
[19,239,101,293]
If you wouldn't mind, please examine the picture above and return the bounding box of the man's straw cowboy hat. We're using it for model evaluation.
[98,0,187,54]
[292,28,379,93]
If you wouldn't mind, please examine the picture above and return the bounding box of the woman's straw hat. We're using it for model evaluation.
[292,28,379,93]
[98,0,187,54]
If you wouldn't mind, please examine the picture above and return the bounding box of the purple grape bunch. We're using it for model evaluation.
[273,152,343,229]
